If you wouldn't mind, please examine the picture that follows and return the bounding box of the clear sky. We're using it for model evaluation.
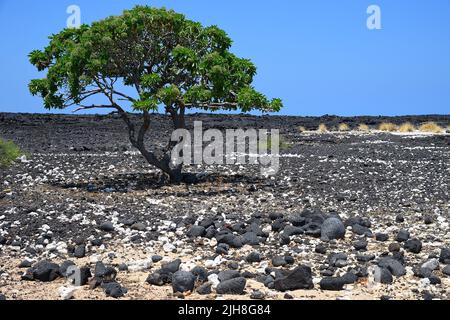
[0,0,449,116]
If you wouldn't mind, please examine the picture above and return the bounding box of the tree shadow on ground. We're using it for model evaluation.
[49,171,266,194]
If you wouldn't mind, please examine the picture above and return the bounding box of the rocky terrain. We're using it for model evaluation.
[0,112,449,301]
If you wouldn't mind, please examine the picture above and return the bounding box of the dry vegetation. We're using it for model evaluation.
[338,123,350,132]
[398,122,416,133]
[357,124,370,132]
[379,122,398,132]
[419,122,444,133]
[318,123,328,133]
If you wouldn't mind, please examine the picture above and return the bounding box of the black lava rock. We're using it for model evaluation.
[73,245,86,258]
[395,215,405,223]
[191,266,208,282]
[94,262,117,282]
[404,239,422,254]
[246,252,262,263]
[101,282,127,298]
[216,277,246,295]
[273,266,314,292]
[28,261,61,282]
[375,233,389,242]
[315,244,327,254]
[320,277,346,291]
[197,282,212,295]
[218,270,241,282]
[98,221,115,232]
[353,239,368,251]
[172,271,196,293]
[320,218,346,241]
[59,260,76,277]
[396,229,410,242]
[272,256,287,267]
[351,224,373,237]
[378,257,406,277]
[423,215,433,225]
[187,225,206,238]
[161,259,181,274]
[441,265,450,276]
[375,267,393,284]
[439,248,450,264]
[151,255,163,263]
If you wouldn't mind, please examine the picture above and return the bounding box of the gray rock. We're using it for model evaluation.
[216,277,247,295]
[172,271,196,293]
[320,218,346,241]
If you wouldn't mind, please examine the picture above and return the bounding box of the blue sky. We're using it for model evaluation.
[0,0,449,116]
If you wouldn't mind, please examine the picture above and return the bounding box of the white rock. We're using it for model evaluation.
[163,243,176,253]
[58,286,76,300]
[208,274,220,289]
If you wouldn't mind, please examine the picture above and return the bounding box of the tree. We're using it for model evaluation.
[29,6,282,183]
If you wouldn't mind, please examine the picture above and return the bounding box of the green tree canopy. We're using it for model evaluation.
[29,6,283,182]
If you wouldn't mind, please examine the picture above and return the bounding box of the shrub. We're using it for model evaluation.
[259,135,292,152]
[379,122,398,132]
[398,122,416,133]
[338,123,350,132]
[358,124,370,132]
[318,123,328,133]
[0,139,22,167]
[419,122,444,133]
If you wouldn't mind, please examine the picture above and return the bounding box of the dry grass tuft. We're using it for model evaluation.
[318,123,328,133]
[379,122,398,132]
[338,123,350,132]
[298,126,306,133]
[398,122,416,133]
[419,122,444,133]
[358,124,370,132]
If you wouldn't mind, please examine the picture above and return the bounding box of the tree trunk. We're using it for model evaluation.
[118,107,188,184]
